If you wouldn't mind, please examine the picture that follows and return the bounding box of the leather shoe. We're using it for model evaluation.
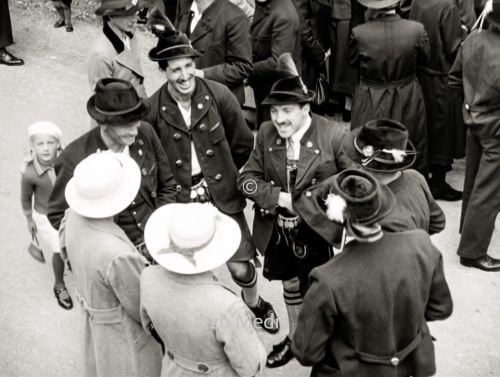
[65,24,74,32]
[430,182,463,201]
[245,295,279,334]
[54,19,65,28]
[0,48,24,66]
[266,336,294,368]
[460,255,500,272]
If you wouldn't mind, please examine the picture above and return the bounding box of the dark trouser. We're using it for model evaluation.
[458,125,500,259]
[0,0,14,48]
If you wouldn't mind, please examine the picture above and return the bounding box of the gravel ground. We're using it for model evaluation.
[1,3,499,377]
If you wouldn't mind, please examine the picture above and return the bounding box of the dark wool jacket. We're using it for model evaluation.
[48,123,178,245]
[238,114,349,253]
[292,230,453,377]
[144,77,254,215]
[175,0,253,104]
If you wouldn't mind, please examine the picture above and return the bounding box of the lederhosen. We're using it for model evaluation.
[263,156,333,294]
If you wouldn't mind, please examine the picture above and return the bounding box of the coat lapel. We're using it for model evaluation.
[189,0,219,44]
[251,3,268,30]
[115,39,144,79]
[158,87,191,134]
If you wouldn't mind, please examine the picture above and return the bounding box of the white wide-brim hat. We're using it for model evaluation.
[65,152,141,219]
[145,203,241,274]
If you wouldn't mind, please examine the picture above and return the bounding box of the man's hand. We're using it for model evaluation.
[26,215,37,235]
[277,192,294,213]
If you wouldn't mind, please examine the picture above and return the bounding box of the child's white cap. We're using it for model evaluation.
[28,121,63,141]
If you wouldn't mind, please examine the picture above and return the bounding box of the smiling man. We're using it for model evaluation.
[144,29,279,335]
[48,78,178,258]
[238,54,349,368]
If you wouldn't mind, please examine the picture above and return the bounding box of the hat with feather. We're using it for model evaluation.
[261,53,315,105]
[322,169,395,243]
[342,118,416,172]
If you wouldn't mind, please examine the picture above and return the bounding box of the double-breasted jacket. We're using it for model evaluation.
[144,78,254,214]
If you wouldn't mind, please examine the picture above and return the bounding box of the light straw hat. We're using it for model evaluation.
[65,152,141,219]
[145,203,241,274]
[28,121,63,141]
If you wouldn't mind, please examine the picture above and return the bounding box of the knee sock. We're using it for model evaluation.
[62,5,72,25]
[53,1,64,20]
[283,284,303,339]
[232,262,259,307]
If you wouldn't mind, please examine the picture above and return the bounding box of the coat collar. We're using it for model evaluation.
[189,0,222,44]
[163,269,237,294]
[294,117,320,188]
[103,22,144,78]
[251,1,271,29]
[373,13,401,22]
[32,156,54,176]
[159,78,214,133]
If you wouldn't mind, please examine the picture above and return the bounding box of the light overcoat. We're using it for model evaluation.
[65,211,162,377]
[140,267,266,377]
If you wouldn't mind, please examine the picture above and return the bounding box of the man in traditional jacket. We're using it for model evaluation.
[312,118,446,237]
[248,0,301,125]
[0,0,24,66]
[48,78,178,259]
[64,152,162,377]
[410,0,464,201]
[88,0,147,97]
[175,0,252,104]
[145,30,279,332]
[239,55,348,368]
[449,0,500,272]
[292,169,453,377]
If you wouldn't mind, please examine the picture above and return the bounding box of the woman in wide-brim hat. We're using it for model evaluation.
[140,202,267,376]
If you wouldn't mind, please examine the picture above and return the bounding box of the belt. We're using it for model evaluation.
[190,177,212,204]
[277,214,301,229]
[356,331,423,367]
[75,291,123,324]
[360,74,416,88]
[165,348,228,374]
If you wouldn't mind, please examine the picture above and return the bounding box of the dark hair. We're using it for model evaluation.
[158,60,168,71]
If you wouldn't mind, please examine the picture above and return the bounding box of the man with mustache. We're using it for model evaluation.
[144,29,279,334]
[238,54,349,368]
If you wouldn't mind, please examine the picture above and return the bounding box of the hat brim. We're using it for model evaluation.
[356,0,399,9]
[95,5,141,17]
[65,153,141,219]
[342,127,416,172]
[145,204,241,274]
[148,46,202,62]
[261,90,316,106]
[87,96,150,124]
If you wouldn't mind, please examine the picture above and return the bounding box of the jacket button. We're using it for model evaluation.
[260,208,264,213]
[205,95,210,100]
[214,173,222,181]
[138,139,144,146]
[390,357,399,366]
[142,168,147,176]
[176,184,182,192]
[173,133,181,141]
[268,147,273,152]
[138,223,142,227]
[167,351,174,360]
[305,191,312,198]
[138,149,143,156]
[264,209,269,214]
[161,106,166,111]
[276,139,282,145]
[197,103,203,109]
[132,211,137,216]
[199,123,207,131]
[198,364,209,373]
[314,149,320,154]
[175,159,183,167]
[270,180,275,186]
[206,149,214,157]
[306,141,313,148]
[465,103,470,111]
[311,178,317,185]
[151,191,157,198]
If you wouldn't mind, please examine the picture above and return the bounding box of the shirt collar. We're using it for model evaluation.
[290,115,311,144]
[33,157,54,176]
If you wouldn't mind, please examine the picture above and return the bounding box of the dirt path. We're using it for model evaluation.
[1,4,499,377]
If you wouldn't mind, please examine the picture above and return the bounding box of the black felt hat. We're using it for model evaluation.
[95,0,142,17]
[148,29,201,62]
[342,119,416,173]
[261,75,316,105]
[324,169,395,227]
[87,78,149,124]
